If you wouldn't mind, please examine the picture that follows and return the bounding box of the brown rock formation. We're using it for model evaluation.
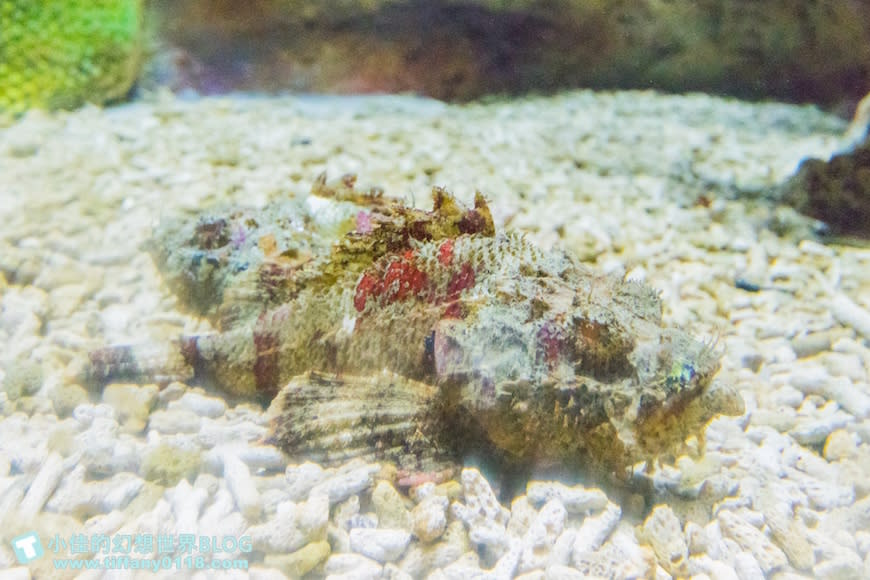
[145,0,870,107]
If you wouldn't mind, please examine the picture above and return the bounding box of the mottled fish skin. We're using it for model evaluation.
[88,174,744,475]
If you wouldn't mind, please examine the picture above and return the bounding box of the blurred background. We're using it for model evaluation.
[3,0,870,115]
[148,0,870,113]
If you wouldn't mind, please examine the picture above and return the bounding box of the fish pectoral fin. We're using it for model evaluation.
[266,371,449,470]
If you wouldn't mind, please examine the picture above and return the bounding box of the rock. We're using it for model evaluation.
[821,353,867,382]
[264,540,331,578]
[249,567,294,580]
[790,332,834,359]
[47,282,92,319]
[350,528,412,562]
[689,554,739,580]
[734,551,766,580]
[328,523,351,555]
[45,465,143,517]
[638,505,688,577]
[526,481,608,514]
[382,563,414,580]
[823,378,870,419]
[788,363,830,393]
[72,402,109,428]
[309,460,380,505]
[434,480,462,500]
[223,452,261,520]
[169,391,228,418]
[297,493,330,541]
[830,294,870,341]
[490,535,523,578]
[154,0,870,106]
[429,550,482,578]
[15,396,54,416]
[549,528,576,567]
[717,509,788,574]
[545,565,585,580]
[517,498,567,573]
[398,521,471,577]
[324,553,383,579]
[780,136,870,238]
[167,479,209,532]
[194,472,220,495]
[793,470,854,510]
[771,385,804,408]
[102,383,158,433]
[452,468,510,557]
[285,462,327,501]
[573,527,654,579]
[76,416,137,477]
[19,452,64,518]
[790,409,853,446]
[249,494,328,553]
[411,494,449,543]
[198,488,248,542]
[140,443,203,486]
[508,496,538,539]
[372,480,411,530]
[204,443,286,474]
[0,392,14,416]
[49,383,89,418]
[749,408,796,432]
[813,548,864,580]
[1,359,44,398]
[333,494,361,531]
[260,486,292,516]
[148,409,202,434]
[158,381,188,404]
[763,504,815,571]
[44,419,83,462]
[571,502,621,557]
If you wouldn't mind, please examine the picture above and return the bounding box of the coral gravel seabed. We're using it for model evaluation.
[0,89,869,579]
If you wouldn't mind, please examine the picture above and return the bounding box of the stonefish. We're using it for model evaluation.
[89,174,743,477]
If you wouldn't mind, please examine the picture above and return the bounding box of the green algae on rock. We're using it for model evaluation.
[88,174,743,477]
[141,443,203,486]
[0,0,144,114]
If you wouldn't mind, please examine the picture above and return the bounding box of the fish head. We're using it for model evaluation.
[425,237,742,471]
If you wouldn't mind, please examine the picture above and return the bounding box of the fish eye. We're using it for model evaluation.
[666,361,696,388]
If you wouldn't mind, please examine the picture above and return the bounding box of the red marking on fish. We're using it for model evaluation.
[442,261,475,318]
[354,252,429,312]
[253,309,288,394]
[437,239,454,267]
[537,321,565,368]
[354,272,379,312]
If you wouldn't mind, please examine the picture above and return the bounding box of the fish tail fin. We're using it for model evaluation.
[86,338,197,385]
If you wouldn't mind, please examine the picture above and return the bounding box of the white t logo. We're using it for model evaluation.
[14,535,39,559]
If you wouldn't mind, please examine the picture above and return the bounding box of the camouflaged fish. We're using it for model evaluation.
[88,174,743,476]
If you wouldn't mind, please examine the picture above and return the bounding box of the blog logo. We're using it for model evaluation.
[12,531,44,564]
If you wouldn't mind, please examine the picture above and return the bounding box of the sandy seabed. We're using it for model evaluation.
[0,90,869,579]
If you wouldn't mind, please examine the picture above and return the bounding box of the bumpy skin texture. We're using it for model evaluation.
[89,175,743,476]
[0,0,143,114]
